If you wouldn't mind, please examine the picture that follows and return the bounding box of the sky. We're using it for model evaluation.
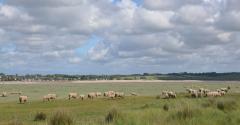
[0,0,240,74]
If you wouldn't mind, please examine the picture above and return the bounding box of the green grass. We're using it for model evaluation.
[0,81,240,102]
[0,95,239,125]
[0,81,240,125]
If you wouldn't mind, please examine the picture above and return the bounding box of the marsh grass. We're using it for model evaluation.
[105,108,121,123]
[217,98,237,111]
[49,110,74,125]
[163,103,169,111]
[0,82,239,125]
[8,117,23,125]
[34,112,47,121]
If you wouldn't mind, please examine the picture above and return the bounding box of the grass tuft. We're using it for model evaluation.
[170,104,202,120]
[34,112,47,121]
[163,103,169,111]
[105,108,121,123]
[217,99,237,111]
[49,110,73,125]
[176,107,194,120]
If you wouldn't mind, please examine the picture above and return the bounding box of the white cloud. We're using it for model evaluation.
[175,5,211,25]
[0,0,240,74]
[68,57,82,64]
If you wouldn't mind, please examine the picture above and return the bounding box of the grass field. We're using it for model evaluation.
[0,81,240,125]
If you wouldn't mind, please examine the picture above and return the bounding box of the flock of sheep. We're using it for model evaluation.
[161,86,231,99]
[1,91,127,104]
[1,86,231,104]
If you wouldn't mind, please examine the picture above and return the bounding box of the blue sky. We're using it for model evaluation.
[75,36,100,56]
[0,0,240,74]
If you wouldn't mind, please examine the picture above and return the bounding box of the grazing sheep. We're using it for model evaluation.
[42,95,50,102]
[198,88,206,97]
[220,88,230,93]
[47,94,57,100]
[95,92,102,97]
[199,88,204,92]
[206,91,221,97]
[168,91,176,98]
[68,93,78,100]
[104,91,115,98]
[88,92,96,99]
[161,91,176,99]
[186,88,195,93]
[219,91,226,96]
[203,89,210,94]
[216,89,226,96]
[188,89,198,98]
[115,92,124,98]
[104,92,108,97]
[19,96,28,104]
[162,93,169,99]
[186,88,207,98]
[108,93,115,99]
[1,92,7,97]
[108,91,115,95]
[79,94,85,100]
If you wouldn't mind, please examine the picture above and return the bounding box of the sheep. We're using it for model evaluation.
[206,91,221,97]
[168,91,177,98]
[198,88,207,97]
[79,94,85,100]
[104,91,115,98]
[47,94,57,100]
[220,87,230,93]
[95,92,102,97]
[108,93,115,99]
[186,88,195,94]
[219,91,226,96]
[162,93,169,99]
[115,92,124,98]
[161,91,176,99]
[188,89,198,98]
[216,89,226,96]
[19,96,28,104]
[1,92,7,97]
[103,92,109,97]
[88,92,96,99]
[203,89,210,94]
[199,88,204,92]
[42,95,50,102]
[68,92,78,100]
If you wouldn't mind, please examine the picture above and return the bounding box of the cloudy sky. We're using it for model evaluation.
[0,0,240,74]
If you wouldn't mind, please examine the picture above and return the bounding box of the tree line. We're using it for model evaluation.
[1,72,240,81]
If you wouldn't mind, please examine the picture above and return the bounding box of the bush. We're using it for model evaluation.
[217,101,225,110]
[49,110,73,125]
[34,112,47,121]
[105,108,120,123]
[163,104,169,111]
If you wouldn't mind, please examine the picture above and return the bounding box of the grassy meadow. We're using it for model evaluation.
[0,81,240,125]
